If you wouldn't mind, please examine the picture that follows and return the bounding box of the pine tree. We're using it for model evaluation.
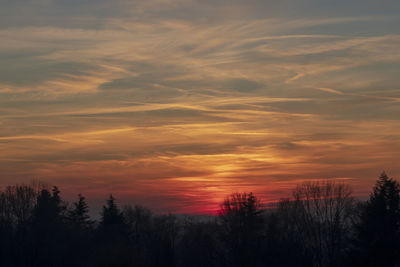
[100,195,125,234]
[352,172,400,266]
[96,195,129,266]
[34,189,57,227]
[70,194,92,228]
[32,187,68,265]
[66,194,93,266]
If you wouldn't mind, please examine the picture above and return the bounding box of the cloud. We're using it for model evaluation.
[314,87,344,95]
[0,0,400,213]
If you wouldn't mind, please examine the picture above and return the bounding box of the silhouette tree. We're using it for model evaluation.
[95,195,130,266]
[3,184,38,227]
[32,186,68,266]
[33,187,66,228]
[64,194,94,266]
[278,181,354,267]
[273,198,314,267]
[69,194,93,228]
[0,176,399,266]
[100,194,124,230]
[219,192,264,267]
[124,205,153,241]
[351,172,400,267]
[0,190,14,265]
[123,205,154,266]
[0,183,45,266]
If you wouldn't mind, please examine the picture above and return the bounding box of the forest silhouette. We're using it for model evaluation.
[0,172,399,267]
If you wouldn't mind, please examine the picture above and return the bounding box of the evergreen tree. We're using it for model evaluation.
[34,188,62,229]
[100,194,124,229]
[70,194,92,228]
[352,172,400,267]
[94,195,130,266]
[66,194,94,266]
[32,187,68,266]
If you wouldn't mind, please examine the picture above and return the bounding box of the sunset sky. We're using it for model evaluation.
[1,0,400,214]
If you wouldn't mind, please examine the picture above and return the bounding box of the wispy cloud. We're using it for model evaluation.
[0,0,400,213]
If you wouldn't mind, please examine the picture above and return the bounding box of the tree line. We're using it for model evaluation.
[0,172,399,267]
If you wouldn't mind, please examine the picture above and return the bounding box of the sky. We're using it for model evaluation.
[1,0,400,214]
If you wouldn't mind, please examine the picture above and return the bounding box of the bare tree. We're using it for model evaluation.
[124,205,153,242]
[278,180,355,267]
[0,182,46,227]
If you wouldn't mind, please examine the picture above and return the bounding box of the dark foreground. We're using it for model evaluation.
[0,172,399,267]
